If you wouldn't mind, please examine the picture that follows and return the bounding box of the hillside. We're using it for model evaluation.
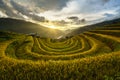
[66,18,120,37]
[0,18,64,38]
[0,20,120,80]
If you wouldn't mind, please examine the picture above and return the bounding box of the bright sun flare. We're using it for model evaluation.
[49,25,56,29]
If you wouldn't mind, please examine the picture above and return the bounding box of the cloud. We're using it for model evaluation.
[67,16,86,25]
[10,0,47,22]
[102,0,110,3]
[104,13,115,18]
[68,16,79,21]
[51,16,86,26]
[13,0,70,10]
[0,0,13,16]
[35,0,71,10]
[0,11,8,17]
[0,0,120,30]
[0,0,25,18]
[31,15,46,22]
[52,20,67,27]
[60,0,111,14]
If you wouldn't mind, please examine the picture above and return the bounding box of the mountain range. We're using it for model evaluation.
[0,18,64,39]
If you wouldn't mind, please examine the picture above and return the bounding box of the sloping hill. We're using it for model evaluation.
[0,20,120,80]
[0,18,64,38]
[66,18,120,37]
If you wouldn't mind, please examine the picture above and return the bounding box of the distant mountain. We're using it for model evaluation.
[0,18,64,38]
[66,18,120,37]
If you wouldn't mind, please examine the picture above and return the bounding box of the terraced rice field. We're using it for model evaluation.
[0,26,120,80]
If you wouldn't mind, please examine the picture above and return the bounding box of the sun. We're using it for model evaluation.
[49,25,56,29]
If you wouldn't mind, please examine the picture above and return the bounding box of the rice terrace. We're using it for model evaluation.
[0,0,120,80]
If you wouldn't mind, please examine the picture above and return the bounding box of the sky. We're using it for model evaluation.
[0,0,120,30]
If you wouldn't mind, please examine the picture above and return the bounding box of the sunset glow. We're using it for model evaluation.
[48,25,56,29]
[0,0,120,30]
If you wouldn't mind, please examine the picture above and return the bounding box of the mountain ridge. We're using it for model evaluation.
[66,18,120,37]
[0,18,64,39]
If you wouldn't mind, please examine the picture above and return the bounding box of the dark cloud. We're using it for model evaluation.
[87,0,110,5]
[10,0,28,14]
[80,19,86,23]
[0,0,48,22]
[67,16,86,25]
[33,0,71,10]
[74,19,86,25]
[10,0,47,22]
[13,0,71,10]
[102,0,110,3]
[68,16,79,21]
[0,0,22,18]
[31,16,46,22]
[104,13,114,17]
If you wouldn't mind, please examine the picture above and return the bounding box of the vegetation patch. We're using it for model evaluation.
[0,23,120,80]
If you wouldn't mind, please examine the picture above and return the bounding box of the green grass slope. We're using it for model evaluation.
[0,22,120,80]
